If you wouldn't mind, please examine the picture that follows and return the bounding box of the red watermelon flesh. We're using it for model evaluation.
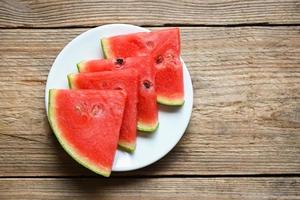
[77,56,158,132]
[101,28,184,106]
[68,68,138,152]
[48,89,126,177]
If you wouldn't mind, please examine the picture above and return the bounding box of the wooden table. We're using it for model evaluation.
[1,1,300,199]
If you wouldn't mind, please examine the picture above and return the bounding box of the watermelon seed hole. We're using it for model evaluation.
[166,53,175,59]
[102,82,108,87]
[91,105,103,116]
[75,105,81,113]
[156,55,163,64]
[113,85,123,90]
[146,41,154,49]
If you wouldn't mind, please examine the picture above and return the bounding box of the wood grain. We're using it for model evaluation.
[0,27,300,176]
[0,0,300,27]
[1,177,299,200]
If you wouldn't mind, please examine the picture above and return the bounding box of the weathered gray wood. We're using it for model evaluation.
[0,0,299,27]
[0,27,300,176]
[1,177,299,200]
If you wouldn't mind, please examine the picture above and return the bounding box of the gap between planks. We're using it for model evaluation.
[0,23,300,29]
[1,174,300,179]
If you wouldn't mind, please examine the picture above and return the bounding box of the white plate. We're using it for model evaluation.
[45,24,193,172]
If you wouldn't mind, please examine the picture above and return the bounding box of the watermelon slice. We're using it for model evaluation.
[77,56,158,132]
[101,28,184,106]
[68,68,138,152]
[48,89,126,177]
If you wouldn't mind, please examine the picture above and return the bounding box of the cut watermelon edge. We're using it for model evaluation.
[118,140,136,153]
[101,38,112,58]
[48,89,111,177]
[137,121,159,132]
[67,74,75,89]
[157,95,185,106]
[76,61,85,72]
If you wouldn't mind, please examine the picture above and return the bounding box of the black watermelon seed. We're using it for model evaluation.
[115,58,124,65]
[143,80,152,89]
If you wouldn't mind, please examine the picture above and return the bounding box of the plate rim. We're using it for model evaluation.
[45,24,193,172]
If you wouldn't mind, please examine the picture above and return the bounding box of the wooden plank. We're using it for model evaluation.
[0,0,299,27]
[0,27,300,176]
[1,177,299,199]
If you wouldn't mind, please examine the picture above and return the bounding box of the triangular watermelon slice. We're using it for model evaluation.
[48,89,126,177]
[68,68,138,152]
[101,28,184,106]
[77,56,158,132]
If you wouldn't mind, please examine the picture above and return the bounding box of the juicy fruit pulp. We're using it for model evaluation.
[101,28,184,106]
[77,56,158,132]
[68,68,138,152]
[48,89,126,177]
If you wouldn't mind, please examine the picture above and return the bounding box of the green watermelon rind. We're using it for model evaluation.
[48,89,111,177]
[137,121,159,133]
[118,141,136,153]
[157,95,185,106]
[67,74,74,89]
[101,38,112,58]
[76,61,85,72]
